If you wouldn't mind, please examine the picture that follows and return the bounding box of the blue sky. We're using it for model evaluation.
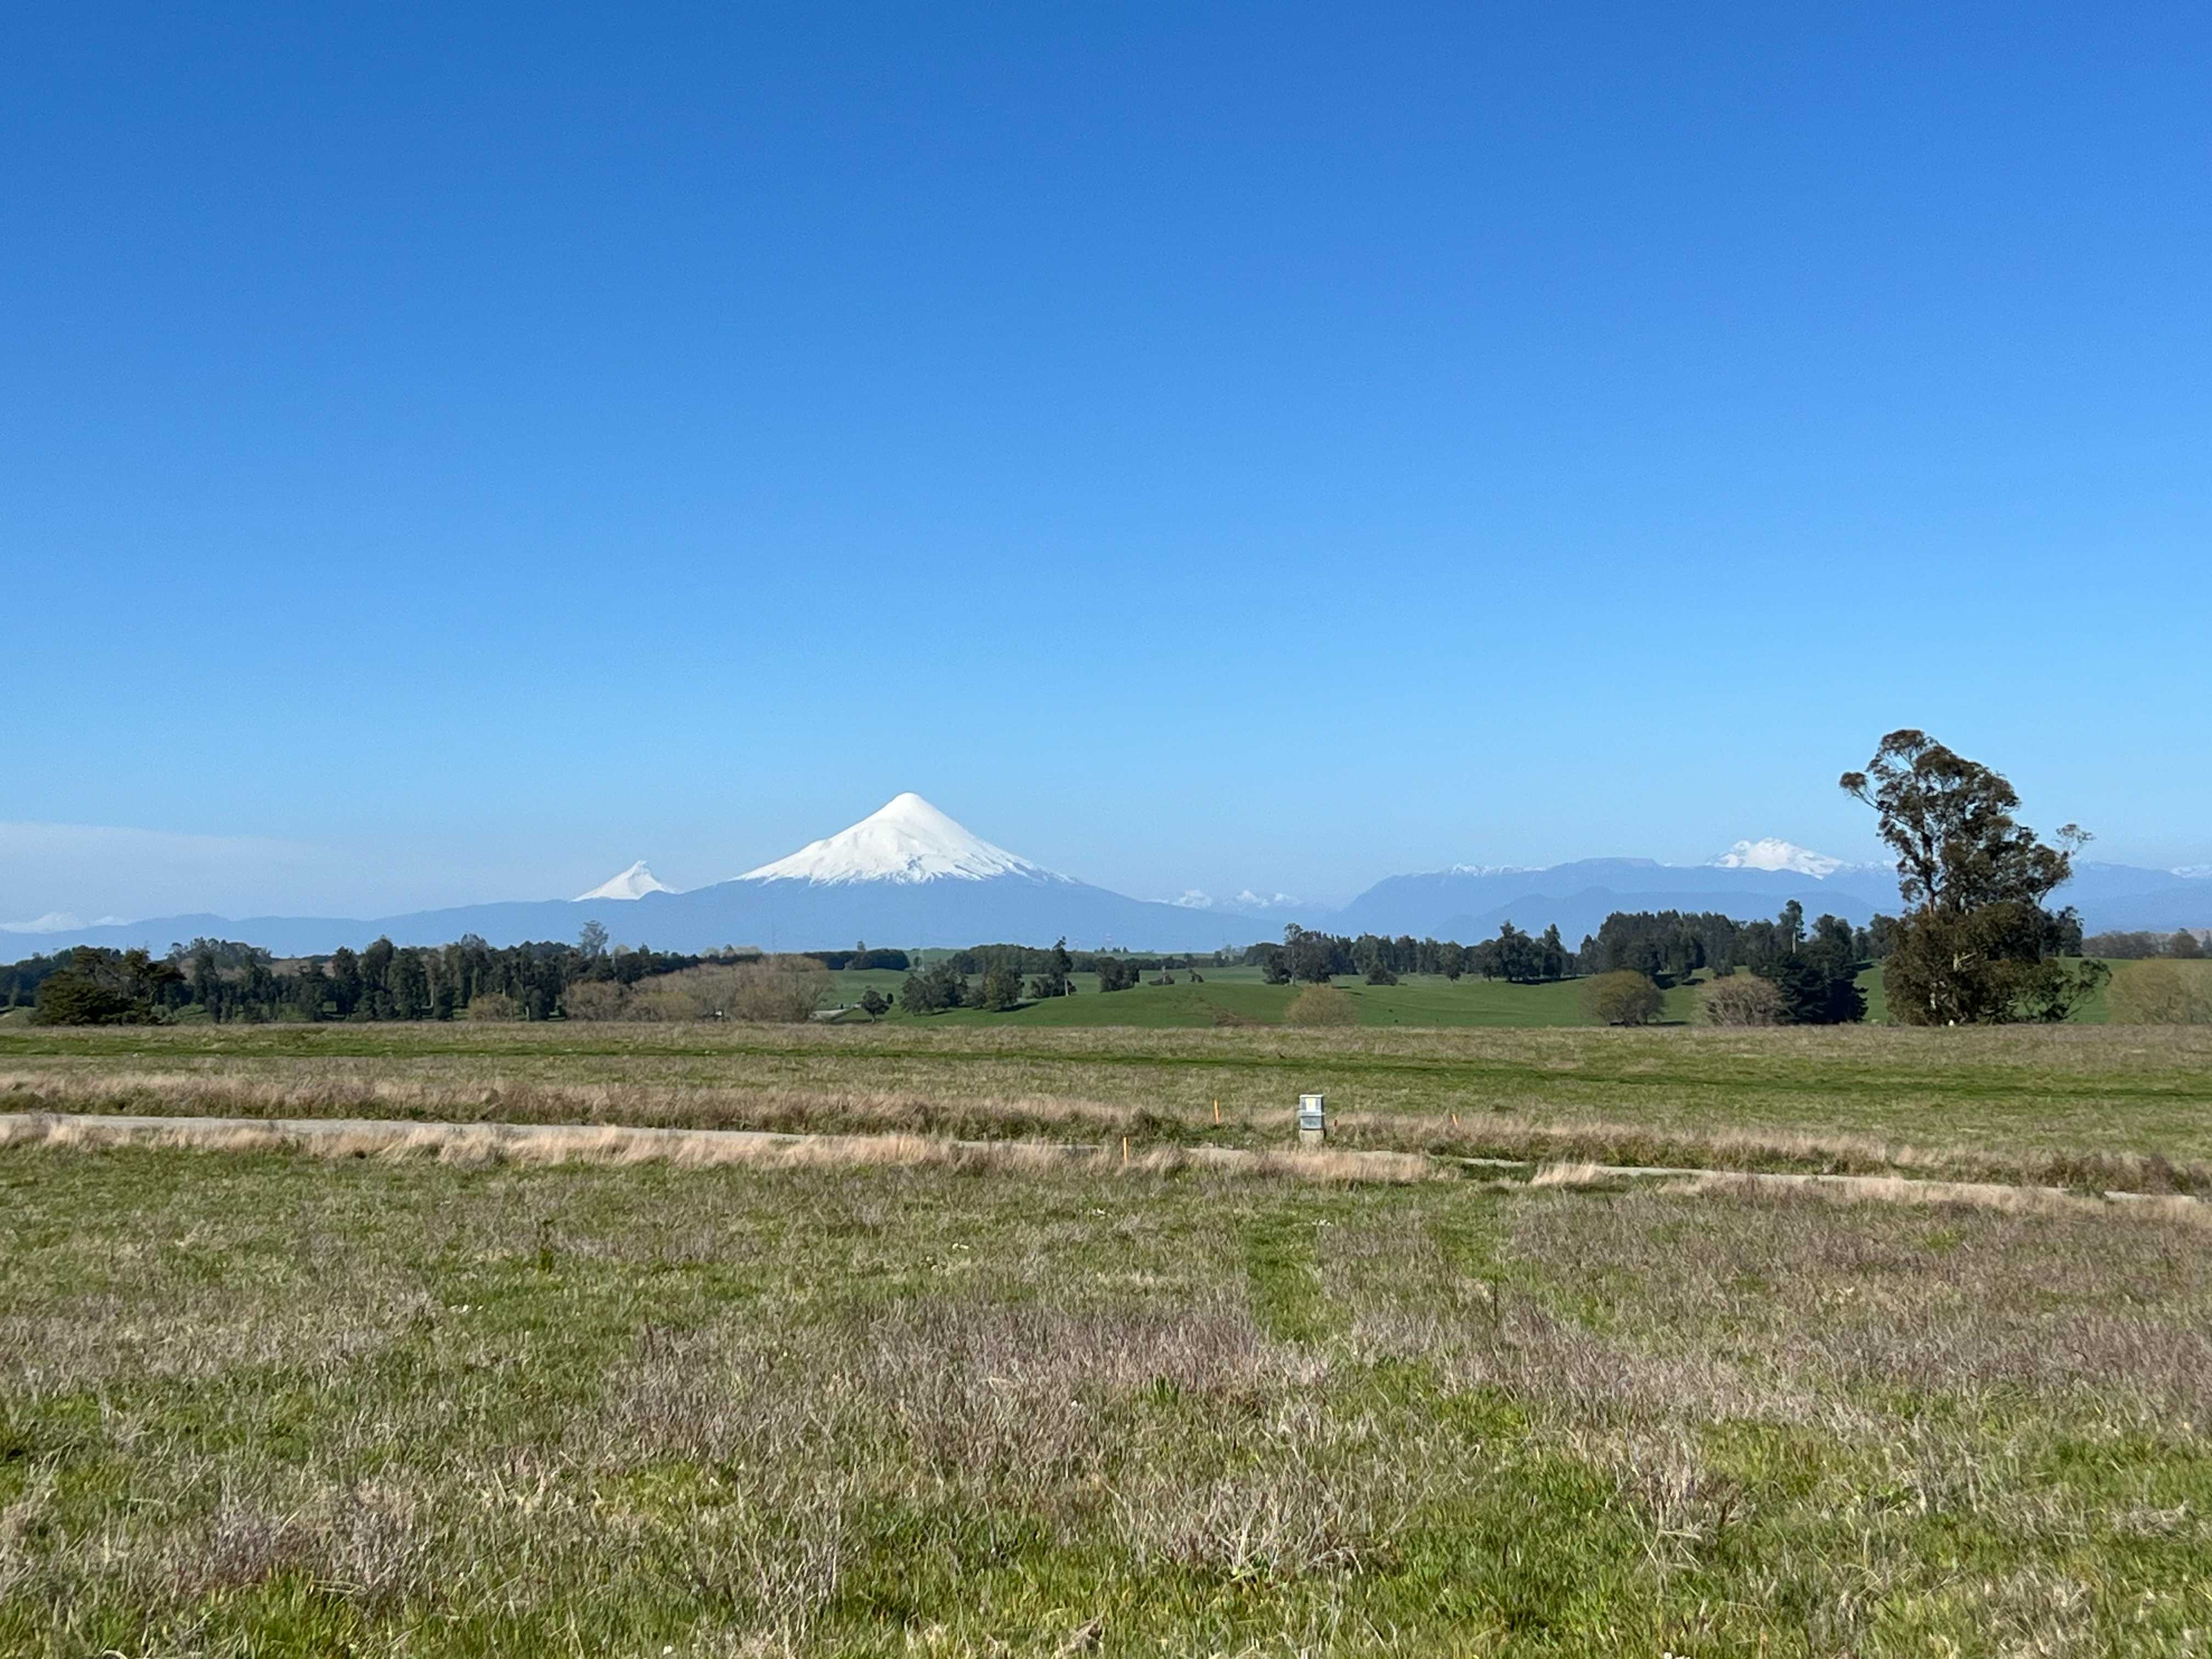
[7,3,2209,923]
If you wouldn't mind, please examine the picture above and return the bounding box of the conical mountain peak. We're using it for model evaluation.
[739,794,1064,886]
[574,861,674,901]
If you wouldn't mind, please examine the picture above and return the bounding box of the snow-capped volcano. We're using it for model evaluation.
[574,861,674,901]
[1710,838,1849,878]
[738,793,1067,887]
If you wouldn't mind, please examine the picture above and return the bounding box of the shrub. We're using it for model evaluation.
[1283,986,1358,1027]
[1700,974,1784,1026]
[714,958,834,1023]
[1580,970,1663,1026]
[600,959,830,1023]
[462,992,522,1022]
[561,981,631,1022]
[2106,960,2212,1025]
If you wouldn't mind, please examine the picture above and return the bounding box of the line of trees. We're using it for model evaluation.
[1579,904,1874,1024]
[15,933,732,1025]
[1241,925,1576,986]
[1579,905,1895,986]
[2081,929,2206,961]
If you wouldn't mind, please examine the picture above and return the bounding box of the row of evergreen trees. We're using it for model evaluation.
[1242,924,1575,986]
[1578,904,1896,987]
[15,935,721,1024]
[1580,905,1881,1024]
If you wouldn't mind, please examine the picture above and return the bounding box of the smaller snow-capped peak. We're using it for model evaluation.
[575,861,674,902]
[738,793,1065,886]
[2174,865,2212,879]
[1711,839,1848,878]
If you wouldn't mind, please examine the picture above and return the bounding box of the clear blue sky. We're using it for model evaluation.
[7,3,2209,923]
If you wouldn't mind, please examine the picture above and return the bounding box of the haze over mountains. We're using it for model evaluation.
[10,794,2210,957]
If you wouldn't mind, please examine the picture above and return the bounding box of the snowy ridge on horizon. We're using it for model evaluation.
[737,793,1069,887]
[1709,838,1853,878]
[574,861,675,902]
[1170,888,1305,912]
[1,910,128,935]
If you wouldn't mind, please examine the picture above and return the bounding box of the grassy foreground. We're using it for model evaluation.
[3,1146,2208,1656]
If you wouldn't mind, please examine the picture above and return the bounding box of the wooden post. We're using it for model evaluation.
[1121,1135,1129,1166]
[1212,1098,1220,1125]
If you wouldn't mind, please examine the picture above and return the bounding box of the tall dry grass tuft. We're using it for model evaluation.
[1527,1160,1610,1189]
[1282,986,1357,1026]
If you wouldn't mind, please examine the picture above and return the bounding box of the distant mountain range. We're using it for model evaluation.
[9,798,2210,957]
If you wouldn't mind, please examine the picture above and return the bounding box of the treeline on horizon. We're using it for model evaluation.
[5,899,1891,1026]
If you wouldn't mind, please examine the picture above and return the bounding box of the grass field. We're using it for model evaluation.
[3,1145,2208,1656]
[9,1015,2212,1652]
[7,1019,2212,1188]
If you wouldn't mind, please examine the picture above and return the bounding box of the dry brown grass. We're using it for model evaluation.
[0,1110,1435,1185]
[1526,1159,1611,1188]
[1283,985,1359,1026]
[1667,1168,2212,1224]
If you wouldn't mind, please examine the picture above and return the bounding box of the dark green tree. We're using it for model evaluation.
[980,961,1025,1012]
[1842,730,2103,1023]
[1027,937,1074,999]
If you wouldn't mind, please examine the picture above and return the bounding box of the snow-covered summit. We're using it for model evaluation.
[738,793,1066,887]
[1710,838,1849,878]
[574,861,674,902]
[1171,887,1305,913]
